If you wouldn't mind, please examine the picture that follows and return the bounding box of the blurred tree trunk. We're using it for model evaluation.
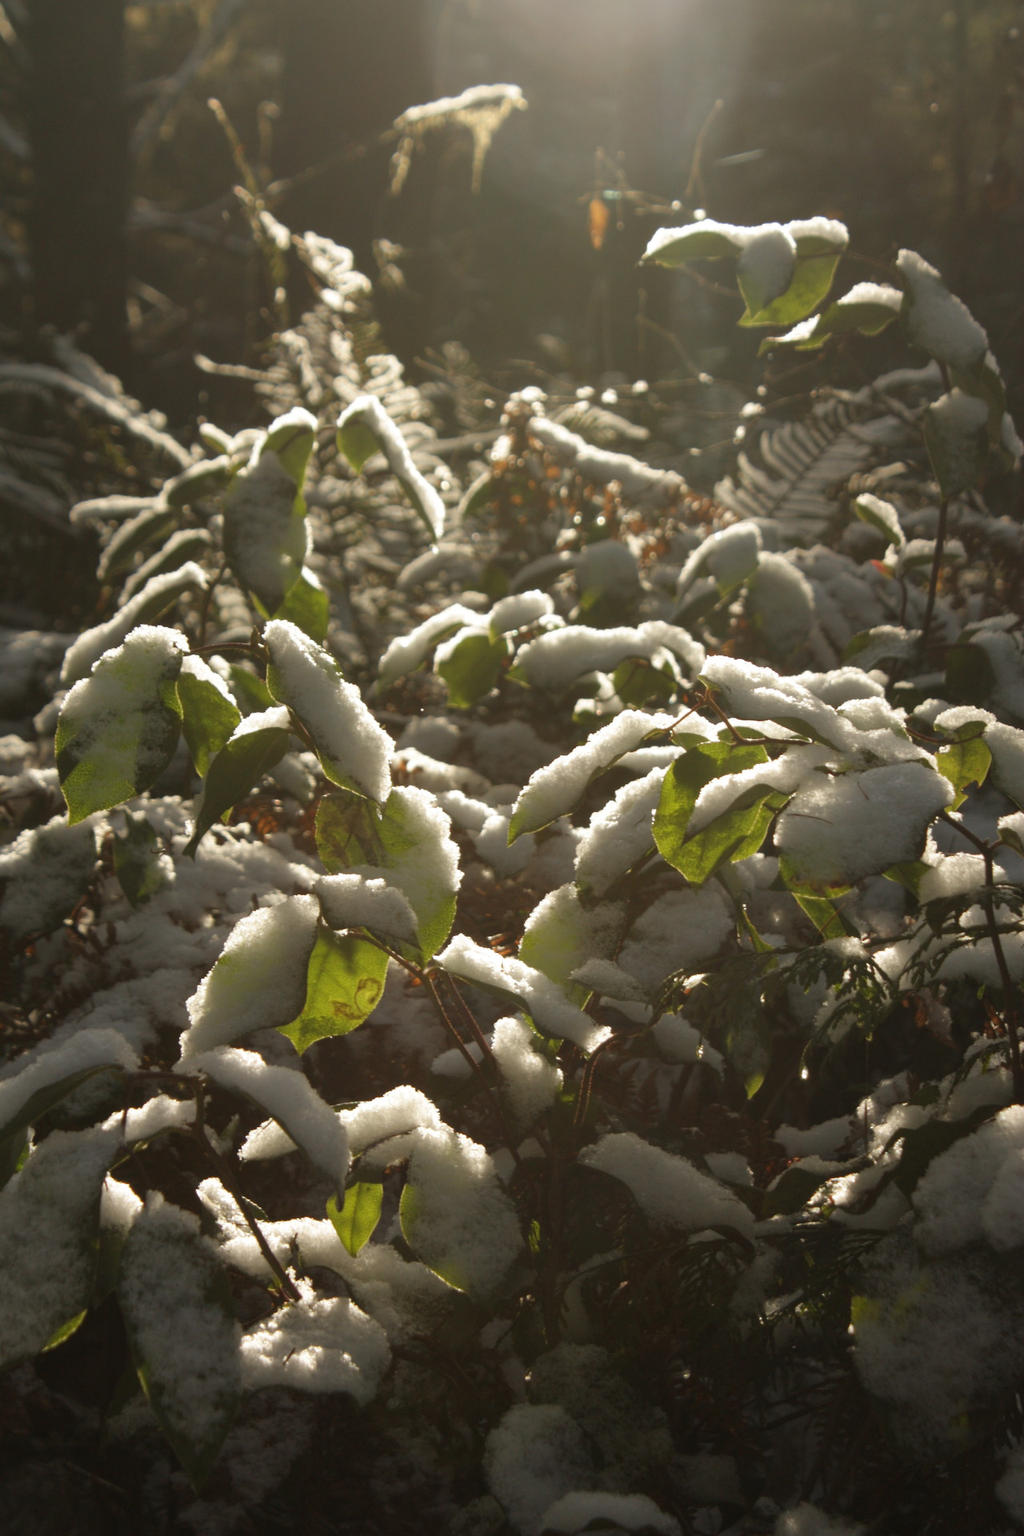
[27,0,129,375]
[276,0,436,363]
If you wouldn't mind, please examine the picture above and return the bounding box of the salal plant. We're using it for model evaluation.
[4,209,1024,1536]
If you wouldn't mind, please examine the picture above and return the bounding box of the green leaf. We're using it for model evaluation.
[327,1182,383,1256]
[789,889,849,939]
[670,786,784,886]
[227,663,273,715]
[653,741,769,873]
[118,1201,241,1490]
[113,811,169,906]
[743,252,842,328]
[316,790,383,871]
[436,629,506,708]
[56,627,187,823]
[279,925,389,1053]
[761,286,901,354]
[641,224,744,267]
[185,712,291,856]
[882,859,930,897]
[887,1105,997,1199]
[335,413,380,474]
[936,729,992,807]
[612,657,677,709]
[177,666,241,778]
[853,493,905,548]
[269,566,329,643]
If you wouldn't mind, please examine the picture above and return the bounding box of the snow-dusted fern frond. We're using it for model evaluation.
[716,394,909,546]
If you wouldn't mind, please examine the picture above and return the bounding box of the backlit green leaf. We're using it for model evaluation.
[279,924,389,1053]
[177,666,241,778]
[327,1182,383,1257]
[185,711,291,856]
[653,741,769,873]
[436,629,506,708]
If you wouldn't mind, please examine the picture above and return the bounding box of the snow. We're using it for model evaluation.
[239,1282,389,1403]
[403,1125,523,1300]
[436,933,610,1052]
[574,766,667,897]
[514,624,702,694]
[837,281,902,312]
[616,886,733,993]
[0,1027,138,1130]
[512,710,676,839]
[686,744,832,839]
[490,1015,563,1129]
[652,1013,720,1069]
[100,1092,197,1144]
[340,1085,443,1155]
[336,394,445,540]
[60,566,205,687]
[520,883,625,991]
[490,590,554,634]
[996,1445,1024,1525]
[264,619,393,802]
[0,1126,118,1368]
[317,871,418,946]
[929,386,989,435]
[180,1047,349,1189]
[896,248,988,369]
[485,1403,596,1536]
[541,1491,680,1535]
[749,554,816,653]
[579,1131,755,1235]
[177,893,319,1058]
[912,1105,1024,1253]
[774,761,953,887]
[678,519,761,596]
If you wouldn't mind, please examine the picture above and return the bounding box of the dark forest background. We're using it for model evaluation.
[3,0,1024,422]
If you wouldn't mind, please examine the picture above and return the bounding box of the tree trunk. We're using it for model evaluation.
[27,0,129,374]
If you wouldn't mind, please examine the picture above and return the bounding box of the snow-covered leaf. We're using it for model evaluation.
[924,389,989,499]
[222,410,315,613]
[118,1196,241,1489]
[56,625,187,822]
[0,814,99,945]
[337,394,445,541]
[178,894,320,1058]
[264,619,392,803]
[0,1128,117,1370]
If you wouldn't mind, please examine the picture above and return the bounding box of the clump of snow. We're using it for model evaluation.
[579,1131,754,1235]
[403,1125,523,1300]
[541,1491,680,1535]
[317,871,419,947]
[180,1047,349,1189]
[520,884,625,992]
[264,620,392,802]
[912,1105,1024,1254]
[678,519,761,597]
[573,766,666,896]
[437,933,610,1052]
[616,886,733,993]
[485,1403,596,1536]
[490,590,555,634]
[896,249,988,369]
[240,1282,389,1403]
[749,553,816,653]
[340,1085,443,1156]
[775,761,953,887]
[178,893,319,1058]
[512,710,675,839]
[491,1016,563,1129]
